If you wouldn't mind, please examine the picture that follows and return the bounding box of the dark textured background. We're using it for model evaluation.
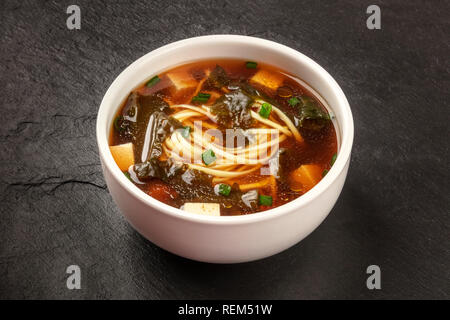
[0,0,449,299]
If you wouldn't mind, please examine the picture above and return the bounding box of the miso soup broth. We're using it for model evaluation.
[109,59,337,216]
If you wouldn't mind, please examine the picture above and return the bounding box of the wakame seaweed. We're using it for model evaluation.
[115,92,184,180]
[205,65,230,89]
[210,89,254,130]
[294,96,330,131]
[116,93,172,141]
[167,169,255,213]
[134,158,184,181]
[133,111,184,180]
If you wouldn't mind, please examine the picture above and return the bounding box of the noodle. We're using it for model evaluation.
[164,99,298,185]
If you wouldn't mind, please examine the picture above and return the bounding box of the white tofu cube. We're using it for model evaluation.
[183,203,220,216]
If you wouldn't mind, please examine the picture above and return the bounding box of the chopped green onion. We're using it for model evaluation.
[218,184,231,196]
[181,126,191,138]
[192,96,209,103]
[288,97,300,106]
[322,169,329,177]
[246,61,258,69]
[331,153,337,166]
[146,75,160,87]
[114,115,123,131]
[192,92,211,103]
[259,103,272,119]
[202,149,216,165]
[124,172,132,181]
[259,194,273,206]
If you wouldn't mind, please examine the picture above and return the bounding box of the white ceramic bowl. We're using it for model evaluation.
[97,35,354,263]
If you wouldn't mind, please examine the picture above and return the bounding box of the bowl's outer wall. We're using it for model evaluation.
[97,36,354,263]
[103,158,349,263]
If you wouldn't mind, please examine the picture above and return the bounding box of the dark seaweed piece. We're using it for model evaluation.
[115,94,138,140]
[146,112,182,161]
[294,96,330,131]
[138,94,171,114]
[116,92,172,143]
[229,80,278,106]
[133,111,183,180]
[210,89,254,129]
[229,80,259,97]
[118,92,183,181]
[129,93,172,160]
[122,92,139,120]
[134,158,183,181]
[169,169,218,201]
[167,169,254,214]
[205,65,230,89]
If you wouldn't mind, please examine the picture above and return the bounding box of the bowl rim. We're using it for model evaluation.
[96,34,354,225]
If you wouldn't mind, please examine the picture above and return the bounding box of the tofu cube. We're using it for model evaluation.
[250,69,284,90]
[290,164,322,192]
[110,142,134,171]
[166,71,198,93]
[183,203,220,216]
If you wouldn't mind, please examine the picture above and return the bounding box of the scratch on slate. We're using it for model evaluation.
[6,176,107,194]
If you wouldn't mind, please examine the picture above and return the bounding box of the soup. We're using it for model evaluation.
[109,59,337,216]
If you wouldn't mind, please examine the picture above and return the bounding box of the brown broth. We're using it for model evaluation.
[109,59,337,215]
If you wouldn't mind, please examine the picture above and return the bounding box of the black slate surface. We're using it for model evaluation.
[0,0,449,299]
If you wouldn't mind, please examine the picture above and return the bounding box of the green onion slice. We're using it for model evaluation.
[197,92,211,98]
[202,149,216,165]
[218,184,231,196]
[288,97,300,106]
[146,75,160,87]
[331,153,337,166]
[246,61,258,69]
[192,92,211,103]
[259,103,272,119]
[114,115,123,131]
[259,194,273,206]
[181,126,191,138]
[192,97,209,103]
